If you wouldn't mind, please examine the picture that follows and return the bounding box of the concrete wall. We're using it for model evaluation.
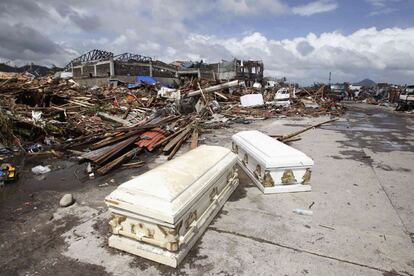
[75,77,110,87]
[96,63,111,77]
[154,77,179,87]
[74,75,178,87]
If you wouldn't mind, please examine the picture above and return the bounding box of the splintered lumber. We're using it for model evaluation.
[191,129,199,149]
[97,148,142,175]
[90,130,142,150]
[67,100,94,108]
[214,92,228,100]
[197,82,214,116]
[153,127,186,149]
[93,135,138,165]
[279,119,337,142]
[123,105,132,119]
[163,128,191,153]
[121,161,145,169]
[187,80,240,97]
[282,136,301,143]
[97,112,132,127]
[168,132,191,160]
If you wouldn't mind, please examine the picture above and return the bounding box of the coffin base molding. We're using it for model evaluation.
[108,177,239,267]
[237,161,311,194]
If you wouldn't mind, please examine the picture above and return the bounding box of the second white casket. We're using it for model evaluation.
[105,145,238,267]
[232,130,313,194]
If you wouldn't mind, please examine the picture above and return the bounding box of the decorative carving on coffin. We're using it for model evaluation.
[109,214,126,234]
[209,187,218,202]
[232,142,238,154]
[263,171,275,187]
[184,211,198,231]
[242,154,249,165]
[302,168,312,184]
[254,165,262,181]
[281,169,297,184]
[157,225,180,251]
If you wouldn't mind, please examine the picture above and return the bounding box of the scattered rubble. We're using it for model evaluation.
[31,165,51,175]
[0,71,345,177]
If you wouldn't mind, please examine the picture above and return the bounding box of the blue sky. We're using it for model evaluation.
[185,0,414,39]
[0,0,413,84]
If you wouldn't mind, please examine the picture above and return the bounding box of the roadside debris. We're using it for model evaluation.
[0,70,345,178]
[293,208,313,216]
[31,165,51,175]
[270,119,337,143]
[0,163,17,186]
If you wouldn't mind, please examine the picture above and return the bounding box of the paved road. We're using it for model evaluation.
[1,103,413,275]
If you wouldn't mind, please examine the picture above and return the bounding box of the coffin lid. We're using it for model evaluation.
[105,145,236,225]
[232,130,314,168]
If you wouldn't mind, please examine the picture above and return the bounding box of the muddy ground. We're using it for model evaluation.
[0,103,413,276]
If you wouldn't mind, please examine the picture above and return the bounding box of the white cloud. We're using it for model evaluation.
[292,0,338,16]
[365,0,401,16]
[366,0,387,8]
[180,27,414,84]
[218,0,288,16]
[0,1,413,84]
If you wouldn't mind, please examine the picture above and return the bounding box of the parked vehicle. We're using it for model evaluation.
[327,83,346,100]
[396,85,414,111]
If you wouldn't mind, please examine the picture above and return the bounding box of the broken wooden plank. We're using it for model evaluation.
[97,148,142,175]
[93,135,138,165]
[163,128,191,153]
[97,112,133,127]
[214,92,228,100]
[191,129,199,149]
[279,119,337,142]
[152,128,186,149]
[121,161,145,169]
[282,136,301,143]
[167,132,191,160]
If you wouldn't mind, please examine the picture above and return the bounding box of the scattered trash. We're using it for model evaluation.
[26,144,43,154]
[0,163,17,186]
[319,224,335,230]
[31,165,51,175]
[293,208,313,216]
[240,94,264,107]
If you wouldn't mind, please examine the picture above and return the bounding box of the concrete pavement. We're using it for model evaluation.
[1,103,413,275]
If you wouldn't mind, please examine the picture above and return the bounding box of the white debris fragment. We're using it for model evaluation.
[31,165,51,175]
[293,208,313,216]
[240,94,264,107]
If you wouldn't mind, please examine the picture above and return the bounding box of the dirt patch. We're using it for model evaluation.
[338,150,373,166]
[375,163,411,172]
[0,213,84,275]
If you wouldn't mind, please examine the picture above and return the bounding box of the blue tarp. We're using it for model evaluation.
[128,76,157,89]
[136,76,157,85]
[127,83,140,89]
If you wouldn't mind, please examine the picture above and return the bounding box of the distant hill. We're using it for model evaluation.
[353,79,376,87]
[0,63,62,76]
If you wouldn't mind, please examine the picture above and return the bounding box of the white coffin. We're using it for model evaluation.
[232,130,313,194]
[105,145,238,267]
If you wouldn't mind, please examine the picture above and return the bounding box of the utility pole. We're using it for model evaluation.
[328,72,331,86]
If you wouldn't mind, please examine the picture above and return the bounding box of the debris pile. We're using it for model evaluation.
[0,71,345,176]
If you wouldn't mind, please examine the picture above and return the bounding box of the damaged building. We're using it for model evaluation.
[65,50,263,87]
[176,59,264,86]
[64,49,178,86]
